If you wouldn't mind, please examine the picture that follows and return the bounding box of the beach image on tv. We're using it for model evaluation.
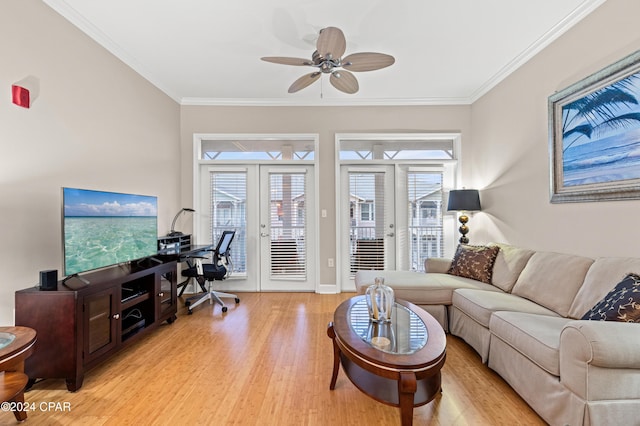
[63,188,158,276]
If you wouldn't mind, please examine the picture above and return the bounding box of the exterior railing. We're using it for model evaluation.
[349,225,443,273]
[409,225,444,272]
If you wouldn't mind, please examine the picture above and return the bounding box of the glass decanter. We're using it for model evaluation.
[365,277,395,323]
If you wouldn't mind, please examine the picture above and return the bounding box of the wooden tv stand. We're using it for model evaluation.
[14,261,177,392]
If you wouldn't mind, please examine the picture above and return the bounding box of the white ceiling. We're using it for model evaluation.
[43,0,606,106]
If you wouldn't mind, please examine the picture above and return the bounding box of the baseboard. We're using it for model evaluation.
[316,283,339,294]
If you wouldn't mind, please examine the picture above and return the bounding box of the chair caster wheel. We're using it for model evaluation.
[188,309,193,315]
[222,306,228,313]
[235,298,240,304]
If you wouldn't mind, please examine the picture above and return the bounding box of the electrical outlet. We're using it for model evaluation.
[328,258,335,268]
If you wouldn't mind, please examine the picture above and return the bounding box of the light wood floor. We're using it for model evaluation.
[7,292,545,425]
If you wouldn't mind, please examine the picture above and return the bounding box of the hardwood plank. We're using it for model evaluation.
[7,293,545,425]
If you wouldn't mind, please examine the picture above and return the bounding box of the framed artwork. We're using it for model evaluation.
[549,49,640,203]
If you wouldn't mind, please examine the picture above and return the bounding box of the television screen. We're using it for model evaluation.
[62,188,158,276]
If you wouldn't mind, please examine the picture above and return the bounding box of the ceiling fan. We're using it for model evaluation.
[261,26,395,94]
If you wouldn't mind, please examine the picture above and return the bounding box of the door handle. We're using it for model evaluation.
[261,232,270,237]
[386,232,395,237]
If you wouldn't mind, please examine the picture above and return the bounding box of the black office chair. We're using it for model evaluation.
[182,230,240,314]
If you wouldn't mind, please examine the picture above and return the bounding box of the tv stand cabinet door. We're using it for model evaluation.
[83,287,119,365]
[156,264,177,323]
[15,290,81,391]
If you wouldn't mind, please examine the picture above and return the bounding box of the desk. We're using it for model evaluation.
[157,244,214,296]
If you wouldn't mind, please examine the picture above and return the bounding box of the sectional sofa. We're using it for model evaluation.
[354,243,640,426]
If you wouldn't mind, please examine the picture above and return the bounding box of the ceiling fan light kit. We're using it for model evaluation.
[261,26,394,95]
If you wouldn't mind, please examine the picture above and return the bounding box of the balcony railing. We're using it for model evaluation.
[349,225,443,274]
[409,226,443,272]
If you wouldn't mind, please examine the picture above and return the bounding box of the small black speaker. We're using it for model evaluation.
[40,269,58,291]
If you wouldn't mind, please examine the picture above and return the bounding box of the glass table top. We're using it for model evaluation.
[348,298,428,355]
[0,332,16,350]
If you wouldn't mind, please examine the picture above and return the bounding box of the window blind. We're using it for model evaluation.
[269,172,307,279]
[210,172,247,274]
[407,171,444,271]
[349,172,386,274]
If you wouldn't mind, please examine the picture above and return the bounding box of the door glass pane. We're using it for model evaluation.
[88,294,112,354]
[349,172,386,275]
[210,172,247,274]
[269,172,306,279]
[407,171,444,271]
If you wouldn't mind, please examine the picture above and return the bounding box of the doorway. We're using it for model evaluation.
[194,134,318,292]
[336,133,460,291]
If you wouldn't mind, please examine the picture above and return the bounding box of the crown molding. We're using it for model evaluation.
[179,96,473,107]
[43,0,182,103]
[468,0,607,103]
[44,0,607,108]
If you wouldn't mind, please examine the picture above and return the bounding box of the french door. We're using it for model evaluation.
[340,166,397,287]
[259,166,315,290]
[199,164,316,292]
[339,164,449,290]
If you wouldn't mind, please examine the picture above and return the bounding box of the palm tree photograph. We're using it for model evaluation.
[549,50,640,202]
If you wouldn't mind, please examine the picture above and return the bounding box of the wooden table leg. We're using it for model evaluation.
[327,322,340,390]
[1,372,29,422]
[398,371,417,426]
[12,390,27,422]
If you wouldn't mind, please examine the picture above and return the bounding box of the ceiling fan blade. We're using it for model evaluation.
[316,27,346,60]
[342,52,395,72]
[261,56,312,66]
[330,70,359,94]
[288,72,321,93]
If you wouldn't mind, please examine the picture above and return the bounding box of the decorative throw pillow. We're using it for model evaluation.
[447,244,500,284]
[581,273,640,322]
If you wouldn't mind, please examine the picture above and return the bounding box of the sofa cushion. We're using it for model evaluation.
[490,311,573,376]
[424,257,452,273]
[447,244,500,284]
[581,273,640,322]
[488,243,535,292]
[453,288,559,327]
[511,251,594,317]
[569,257,640,319]
[354,270,501,305]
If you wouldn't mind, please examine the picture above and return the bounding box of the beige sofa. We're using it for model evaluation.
[354,243,640,426]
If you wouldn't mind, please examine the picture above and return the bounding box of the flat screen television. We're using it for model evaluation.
[62,187,158,277]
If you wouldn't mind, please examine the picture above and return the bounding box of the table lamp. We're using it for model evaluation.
[168,208,195,236]
[447,189,481,244]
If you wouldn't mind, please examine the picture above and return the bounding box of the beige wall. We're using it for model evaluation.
[0,1,180,324]
[180,105,471,287]
[470,0,640,257]
[2,0,638,323]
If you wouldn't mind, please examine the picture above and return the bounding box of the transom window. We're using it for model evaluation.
[339,138,453,161]
[200,137,315,161]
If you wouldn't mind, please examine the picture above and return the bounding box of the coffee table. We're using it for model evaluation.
[327,296,446,426]
[0,326,37,422]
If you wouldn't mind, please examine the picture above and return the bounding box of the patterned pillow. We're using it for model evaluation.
[447,244,500,284]
[581,273,640,322]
